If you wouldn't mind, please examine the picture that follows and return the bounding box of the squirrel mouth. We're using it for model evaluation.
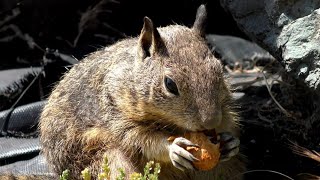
[197,124,216,132]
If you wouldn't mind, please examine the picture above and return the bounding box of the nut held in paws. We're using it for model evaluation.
[168,130,220,171]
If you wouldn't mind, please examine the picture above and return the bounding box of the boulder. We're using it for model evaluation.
[206,34,275,69]
[220,0,320,93]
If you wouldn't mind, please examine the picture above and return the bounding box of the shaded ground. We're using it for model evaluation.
[231,64,320,179]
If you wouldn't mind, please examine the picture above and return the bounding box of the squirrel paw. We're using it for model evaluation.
[169,137,199,171]
[217,132,240,162]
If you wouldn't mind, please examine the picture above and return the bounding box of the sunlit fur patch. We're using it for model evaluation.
[116,88,158,121]
[81,127,113,152]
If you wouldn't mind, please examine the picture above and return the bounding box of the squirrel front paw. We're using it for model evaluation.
[169,137,199,171]
[217,132,240,162]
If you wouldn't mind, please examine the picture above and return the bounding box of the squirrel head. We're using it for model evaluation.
[130,5,232,131]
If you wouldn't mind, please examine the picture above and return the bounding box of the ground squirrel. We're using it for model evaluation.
[39,5,245,180]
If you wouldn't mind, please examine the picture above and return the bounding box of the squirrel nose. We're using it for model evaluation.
[200,108,222,130]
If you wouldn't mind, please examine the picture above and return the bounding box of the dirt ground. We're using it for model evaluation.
[229,63,320,179]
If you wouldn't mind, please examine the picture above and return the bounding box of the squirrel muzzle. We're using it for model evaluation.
[199,107,222,130]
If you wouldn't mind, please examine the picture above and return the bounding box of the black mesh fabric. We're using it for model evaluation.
[0,101,46,134]
[0,137,40,160]
[0,101,52,176]
[0,153,53,176]
[0,68,42,92]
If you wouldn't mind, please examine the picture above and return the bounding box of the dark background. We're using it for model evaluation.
[0,0,248,70]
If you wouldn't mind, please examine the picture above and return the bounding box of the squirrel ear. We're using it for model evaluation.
[138,17,167,59]
[192,4,207,37]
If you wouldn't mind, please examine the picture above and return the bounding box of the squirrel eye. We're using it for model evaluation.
[164,76,179,95]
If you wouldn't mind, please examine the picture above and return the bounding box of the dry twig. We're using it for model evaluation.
[0,24,44,51]
[0,8,20,27]
[289,141,320,163]
[262,71,293,118]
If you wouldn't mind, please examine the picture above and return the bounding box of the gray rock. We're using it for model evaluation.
[220,0,320,92]
[206,34,275,69]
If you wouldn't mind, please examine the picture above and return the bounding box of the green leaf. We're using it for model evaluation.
[59,169,70,180]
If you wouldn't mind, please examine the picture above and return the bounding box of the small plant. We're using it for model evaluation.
[129,161,161,180]
[81,168,91,180]
[116,168,126,180]
[144,161,161,180]
[60,156,161,180]
[59,169,70,180]
[98,155,111,180]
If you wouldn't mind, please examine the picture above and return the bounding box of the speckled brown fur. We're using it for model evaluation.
[39,5,245,180]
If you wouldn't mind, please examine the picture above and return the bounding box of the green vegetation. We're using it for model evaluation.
[59,169,70,180]
[61,155,161,180]
[81,168,91,180]
[129,161,161,180]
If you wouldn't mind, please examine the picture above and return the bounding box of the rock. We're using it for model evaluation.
[206,34,275,69]
[220,0,320,93]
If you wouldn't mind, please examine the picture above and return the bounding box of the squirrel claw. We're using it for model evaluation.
[218,132,240,162]
[169,137,198,171]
